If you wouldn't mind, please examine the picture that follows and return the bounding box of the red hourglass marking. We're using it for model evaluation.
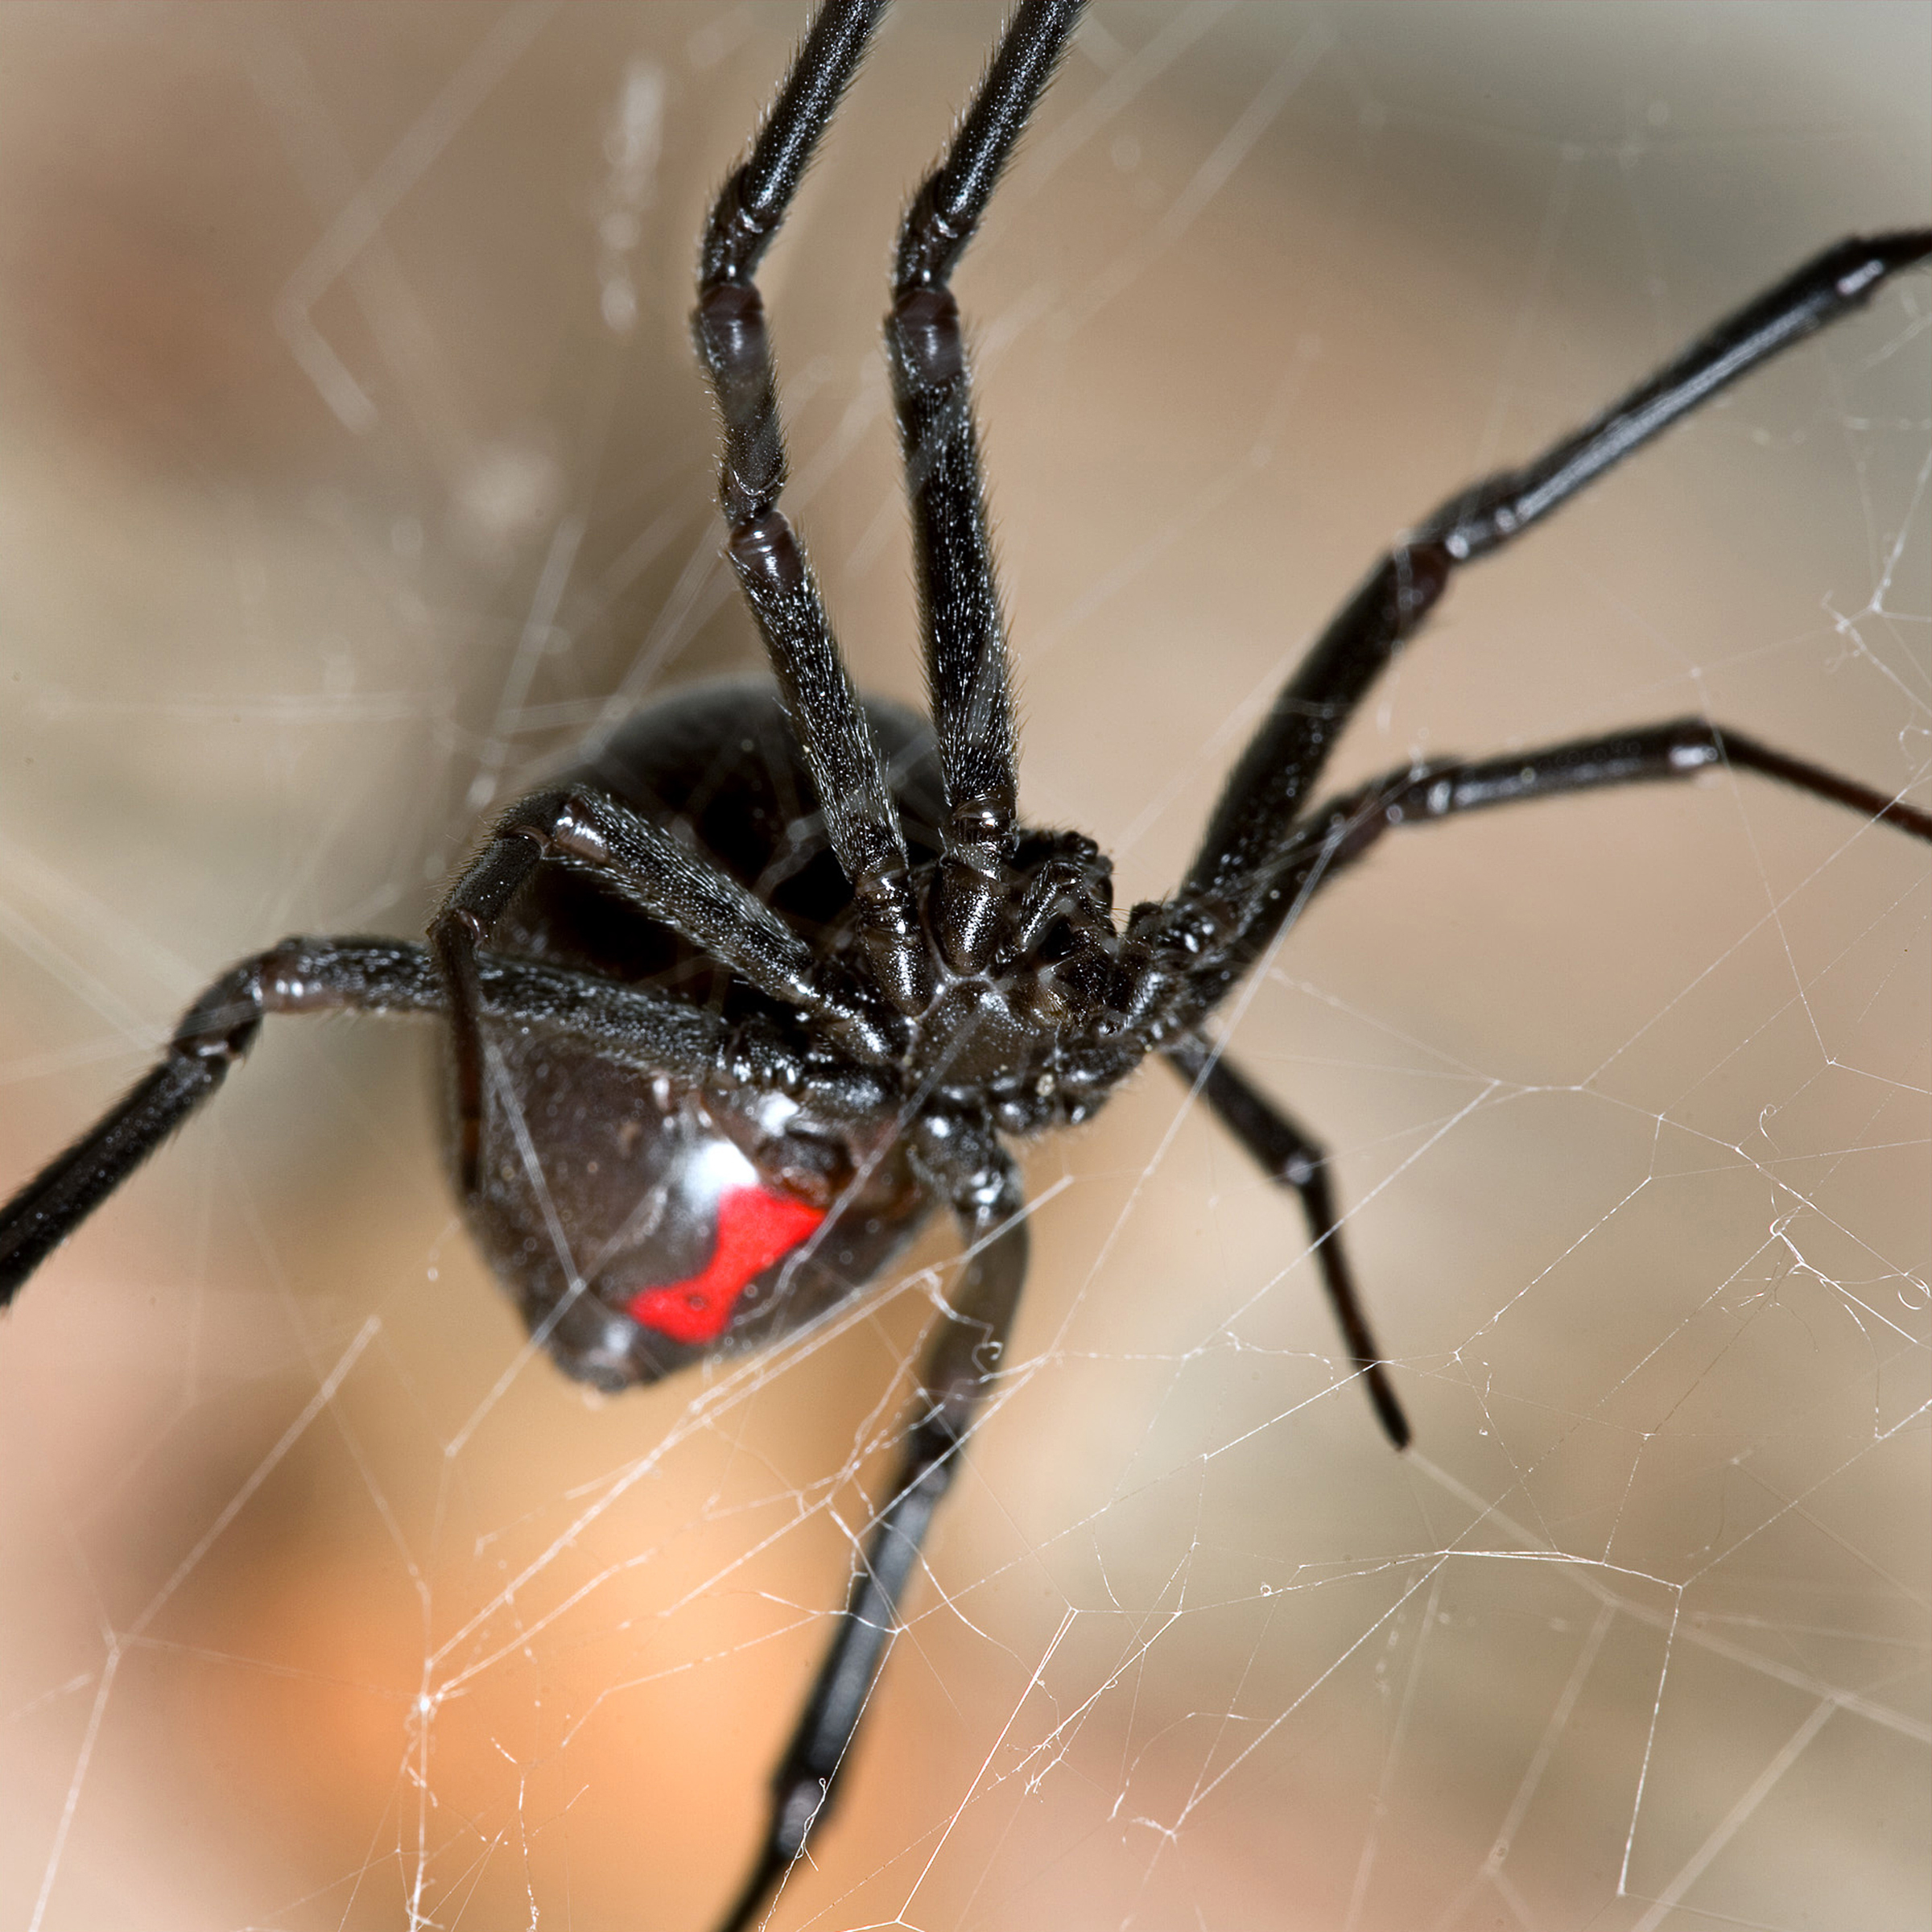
[629,1186,827,1345]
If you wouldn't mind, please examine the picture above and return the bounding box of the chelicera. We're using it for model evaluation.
[2,4,1926,1927]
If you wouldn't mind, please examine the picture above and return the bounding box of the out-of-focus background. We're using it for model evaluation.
[0,6,1925,1929]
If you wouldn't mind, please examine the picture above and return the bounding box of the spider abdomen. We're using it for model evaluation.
[456,680,943,1389]
[463,1026,932,1388]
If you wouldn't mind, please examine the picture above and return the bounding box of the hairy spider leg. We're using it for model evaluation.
[431,786,883,1191]
[1144,233,1931,1452]
[1295,720,1932,866]
[690,0,932,1018]
[0,939,734,1299]
[717,1127,1026,1932]
[697,6,1088,1926]
[1164,228,1932,1012]
[888,0,1085,971]
[1164,718,1932,1448]
[1164,1036,1411,1447]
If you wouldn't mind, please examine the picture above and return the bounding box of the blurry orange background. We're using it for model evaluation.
[0,7,1925,1930]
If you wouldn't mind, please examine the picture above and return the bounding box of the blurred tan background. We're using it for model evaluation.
[0,6,1926,1929]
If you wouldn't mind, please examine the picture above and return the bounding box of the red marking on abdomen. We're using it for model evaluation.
[628,1187,827,1346]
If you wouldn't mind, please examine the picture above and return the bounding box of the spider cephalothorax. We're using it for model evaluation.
[0,4,1926,1929]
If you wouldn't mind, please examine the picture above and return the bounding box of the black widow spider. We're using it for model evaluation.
[1,4,1928,1927]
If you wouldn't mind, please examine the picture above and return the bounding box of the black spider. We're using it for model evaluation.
[2,4,1928,1928]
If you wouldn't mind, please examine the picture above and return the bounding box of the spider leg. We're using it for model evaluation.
[0,939,429,1298]
[1165,1036,1409,1448]
[1156,719,1927,1451]
[692,0,932,1016]
[1174,714,1930,1035]
[0,938,737,1301]
[1292,717,1932,888]
[890,0,1085,970]
[1164,229,1932,988]
[432,786,890,1189]
[716,1121,1026,1932]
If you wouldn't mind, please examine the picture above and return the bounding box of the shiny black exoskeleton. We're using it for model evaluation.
[460,678,1142,1392]
[1,3,1926,1928]
[469,682,947,1390]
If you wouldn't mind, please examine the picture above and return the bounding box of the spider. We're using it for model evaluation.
[2,4,1927,1927]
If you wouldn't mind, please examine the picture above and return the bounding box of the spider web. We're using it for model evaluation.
[0,6,1925,1929]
